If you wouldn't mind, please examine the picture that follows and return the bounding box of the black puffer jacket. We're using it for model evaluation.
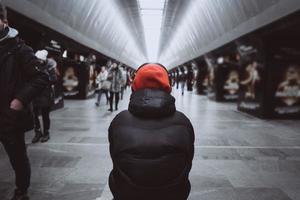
[0,28,48,136]
[109,89,194,200]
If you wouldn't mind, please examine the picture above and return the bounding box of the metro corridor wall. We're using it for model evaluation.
[204,46,240,102]
[236,32,300,118]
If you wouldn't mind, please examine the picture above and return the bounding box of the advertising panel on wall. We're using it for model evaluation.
[236,36,266,117]
[44,40,64,110]
[269,46,300,118]
[62,61,81,99]
[204,54,217,100]
[204,47,240,102]
[220,59,240,101]
[62,59,97,99]
[195,59,208,95]
[86,63,96,98]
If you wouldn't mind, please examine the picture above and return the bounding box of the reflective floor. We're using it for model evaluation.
[1,88,300,200]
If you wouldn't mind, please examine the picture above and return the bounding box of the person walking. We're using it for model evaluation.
[179,67,187,95]
[0,2,48,199]
[108,63,195,200]
[119,65,127,100]
[31,50,57,143]
[107,63,122,112]
[95,66,109,106]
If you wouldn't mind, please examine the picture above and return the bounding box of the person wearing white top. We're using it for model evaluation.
[95,66,109,106]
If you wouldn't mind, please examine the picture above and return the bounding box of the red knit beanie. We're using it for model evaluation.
[132,63,171,93]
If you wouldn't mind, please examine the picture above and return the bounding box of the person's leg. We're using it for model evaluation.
[32,106,41,131]
[105,90,109,105]
[40,107,51,143]
[181,81,185,95]
[98,90,104,104]
[115,92,120,110]
[120,87,124,100]
[1,133,31,198]
[32,106,42,143]
[95,91,100,106]
[109,92,114,111]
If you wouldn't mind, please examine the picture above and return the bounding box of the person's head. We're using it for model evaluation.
[101,66,106,72]
[0,1,8,31]
[286,65,299,81]
[112,63,118,69]
[132,63,171,93]
[180,67,185,73]
[35,50,48,63]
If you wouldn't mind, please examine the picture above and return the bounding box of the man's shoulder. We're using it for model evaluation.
[112,110,131,121]
[173,110,190,122]
[109,110,131,129]
[47,58,57,69]
[112,110,191,125]
[15,39,34,55]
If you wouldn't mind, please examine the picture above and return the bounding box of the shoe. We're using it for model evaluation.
[11,189,29,200]
[32,129,42,144]
[40,131,50,143]
[95,102,99,107]
[108,108,113,112]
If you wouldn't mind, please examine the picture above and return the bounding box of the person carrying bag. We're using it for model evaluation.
[95,66,109,106]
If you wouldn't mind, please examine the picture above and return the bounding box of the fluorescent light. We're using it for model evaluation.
[138,0,166,62]
[139,0,165,9]
[141,10,163,16]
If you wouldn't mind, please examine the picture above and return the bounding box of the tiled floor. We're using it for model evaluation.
[0,88,300,200]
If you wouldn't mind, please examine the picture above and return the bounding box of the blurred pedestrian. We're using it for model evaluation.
[95,66,109,106]
[0,2,48,199]
[119,65,127,100]
[31,50,57,143]
[179,67,187,95]
[107,63,122,111]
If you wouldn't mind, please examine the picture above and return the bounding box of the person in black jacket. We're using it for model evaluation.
[31,50,57,143]
[0,2,48,200]
[108,63,195,200]
[179,67,187,95]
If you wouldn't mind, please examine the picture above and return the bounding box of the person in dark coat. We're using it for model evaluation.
[107,62,123,112]
[0,2,48,200]
[108,63,195,200]
[31,50,57,143]
[179,67,187,95]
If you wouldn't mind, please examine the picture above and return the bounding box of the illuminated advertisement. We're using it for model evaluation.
[86,64,96,98]
[274,64,300,115]
[51,61,64,110]
[196,62,208,95]
[63,66,80,97]
[204,55,216,99]
[223,70,239,100]
[205,52,240,101]
[236,37,265,114]
[240,61,261,100]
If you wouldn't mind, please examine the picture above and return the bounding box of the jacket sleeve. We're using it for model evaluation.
[14,45,49,106]
[47,58,58,84]
[48,67,57,85]
[181,114,195,164]
[187,120,195,162]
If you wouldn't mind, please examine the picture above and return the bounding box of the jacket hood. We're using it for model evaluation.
[129,89,176,118]
[0,27,18,42]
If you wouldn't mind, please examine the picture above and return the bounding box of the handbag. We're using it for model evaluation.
[102,80,112,90]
